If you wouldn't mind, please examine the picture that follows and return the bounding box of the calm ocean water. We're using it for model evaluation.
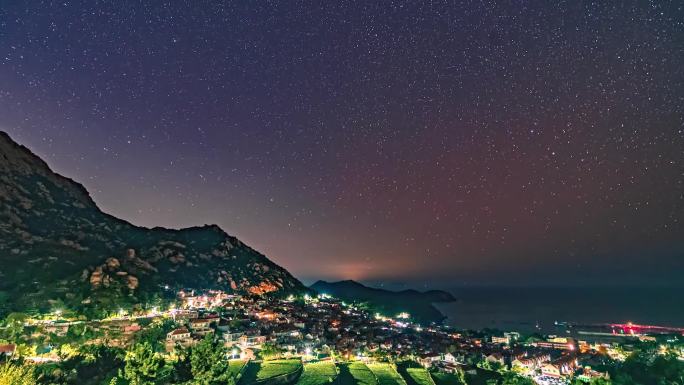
[435,287,684,333]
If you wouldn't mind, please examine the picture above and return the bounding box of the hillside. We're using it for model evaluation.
[0,131,306,317]
[310,280,455,324]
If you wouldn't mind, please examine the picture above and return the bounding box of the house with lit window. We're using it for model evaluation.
[541,355,578,377]
[238,334,267,348]
[512,353,551,371]
[166,328,195,351]
[491,336,509,345]
[417,353,442,368]
[189,318,214,336]
[0,344,16,360]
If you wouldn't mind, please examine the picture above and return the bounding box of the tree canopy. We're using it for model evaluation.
[121,342,169,385]
[190,334,236,385]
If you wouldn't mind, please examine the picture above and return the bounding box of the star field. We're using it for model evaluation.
[1,1,683,286]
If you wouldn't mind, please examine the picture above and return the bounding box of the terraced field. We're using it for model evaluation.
[367,363,407,385]
[429,371,464,385]
[229,359,249,378]
[238,359,304,385]
[296,361,338,385]
[337,362,379,385]
[401,367,436,385]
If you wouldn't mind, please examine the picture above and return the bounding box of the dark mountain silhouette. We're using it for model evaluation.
[310,280,455,324]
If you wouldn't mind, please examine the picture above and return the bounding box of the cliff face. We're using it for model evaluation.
[0,131,305,315]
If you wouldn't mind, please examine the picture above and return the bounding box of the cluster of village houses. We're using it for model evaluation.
[160,290,611,381]
[0,289,616,381]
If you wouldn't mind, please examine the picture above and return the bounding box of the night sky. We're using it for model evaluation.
[1,2,682,287]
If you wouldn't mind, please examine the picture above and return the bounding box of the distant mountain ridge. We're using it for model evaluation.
[310,280,456,324]
[0,131,306,316]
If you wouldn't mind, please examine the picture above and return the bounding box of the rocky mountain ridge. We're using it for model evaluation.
[0,131,305,316]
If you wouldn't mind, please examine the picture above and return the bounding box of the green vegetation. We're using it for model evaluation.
[112,335,240,384]
[572,379,611,385]
[429,371,465,385]
[34,344,125,385]
[229,360,249,378]
[367,363,407,385]
[477,360,503,372]
[133,319,176,353]
[296,361,338,385]
[120,342,169,385]
[239,362,263,385]
[239,359,303,385]
[397,365,436,385]
[497,372,534,385]
[0,363,37,385]
[1,312,28,342]
[190,334,236,385]
[608,350,684,385]
[337,362,378,385]
[464,370,500,385]
[260,343,286,360]
[257,360,303,381]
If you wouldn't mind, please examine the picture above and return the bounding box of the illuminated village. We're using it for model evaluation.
[1,289,682,385]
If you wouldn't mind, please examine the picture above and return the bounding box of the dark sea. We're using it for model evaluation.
[434,287,684,333]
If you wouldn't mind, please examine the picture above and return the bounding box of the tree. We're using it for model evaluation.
[500,372,534,385]
[589,378,611,385]
[611,373,634,385]
[49,344,126,385]
[134,319,174,352]
[611,349,684,385]
[190,334,235,385]
[478,359,503,372]
[0,363,36,385]
[121,342,168,385]
[0,292,9,318]
[455,369,467,385]
[2,312,28,342]
[260,342,285,360]
[651,353,684,385]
